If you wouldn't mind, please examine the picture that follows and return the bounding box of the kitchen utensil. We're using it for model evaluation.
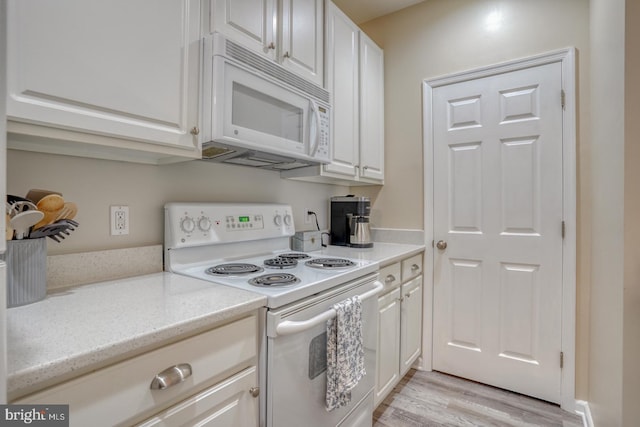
[10,210,45,240]
[54,202,78,221]
[25,189,63,204]
[9,200,38,216]
[29,219,77,242]
[33,194,65,229]
[7,194,35,205]
[6,213,13,240]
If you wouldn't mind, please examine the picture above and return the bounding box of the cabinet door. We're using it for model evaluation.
[323,2,359,178]
[7,0,200,152]
[138,367,259,427]
[375,288,401,406]
[359,33,385,182]
[211,0,276,61]
[400,277,423,376]
[280,0,324,86]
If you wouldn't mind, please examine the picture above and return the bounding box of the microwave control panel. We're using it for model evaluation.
[315,105,330,162]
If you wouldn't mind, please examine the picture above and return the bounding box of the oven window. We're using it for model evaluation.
[308,332,327,380]
[232,82,303,143]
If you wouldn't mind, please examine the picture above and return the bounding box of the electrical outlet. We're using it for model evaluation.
[110,205,129,236]
[304,208,313,225]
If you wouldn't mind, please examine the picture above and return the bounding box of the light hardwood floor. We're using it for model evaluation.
[373,370,583,427]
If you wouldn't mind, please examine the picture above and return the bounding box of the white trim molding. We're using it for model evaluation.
[575,400,594,427]
[422,47,577,411]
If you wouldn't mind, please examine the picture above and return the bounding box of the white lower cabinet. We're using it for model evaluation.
[375,253,423,407]
[14,315,259,427]
[138,366,258,427]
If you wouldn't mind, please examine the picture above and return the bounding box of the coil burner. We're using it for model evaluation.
[249,273,301,287]
[277,252,312,260]
[206,263,264,276]
[264,257,298,269]
[305,258,356,269]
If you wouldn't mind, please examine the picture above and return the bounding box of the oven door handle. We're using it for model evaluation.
[273,281,383,337]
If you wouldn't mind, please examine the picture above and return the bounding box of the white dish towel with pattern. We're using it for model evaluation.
[325,295,365,412]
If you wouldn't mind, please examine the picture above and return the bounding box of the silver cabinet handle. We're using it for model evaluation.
[190,126,199,136]
[150,363,192,390]
[385,274,396,284]
[267,42,276,50]
[405,293,411,298]
[250,387,260,397]
[283,51,290,58]
[436,240,447,250]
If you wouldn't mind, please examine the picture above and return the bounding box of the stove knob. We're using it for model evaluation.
[180,217,196,233]
[274,214,283,226]
[283,214,292,226]
[198,217,211,232]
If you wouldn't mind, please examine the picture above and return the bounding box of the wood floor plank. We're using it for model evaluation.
[373,370,583,427]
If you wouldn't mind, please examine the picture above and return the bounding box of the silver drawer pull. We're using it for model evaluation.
[250,386,260,398]
[150,363,192,390]
[411,264,420,271]
[385,274,396,284]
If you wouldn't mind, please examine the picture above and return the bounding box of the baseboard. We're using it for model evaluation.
[575,400,593,427]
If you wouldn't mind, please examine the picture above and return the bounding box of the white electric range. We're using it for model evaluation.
[164,202,382,427]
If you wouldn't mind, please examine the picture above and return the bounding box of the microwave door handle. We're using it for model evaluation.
[309,100,321,156]
[273,281,383,337]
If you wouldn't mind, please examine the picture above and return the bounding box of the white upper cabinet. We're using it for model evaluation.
[210,0,277,60]
[323,2,360,177]
[210,0,324,86]
[6,0,201,164]
[282,1,384,185]
[358,33,385,182]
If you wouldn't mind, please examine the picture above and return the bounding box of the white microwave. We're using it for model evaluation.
[200,33,331,170]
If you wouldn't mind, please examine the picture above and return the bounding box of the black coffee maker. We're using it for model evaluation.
[330,196,373,248]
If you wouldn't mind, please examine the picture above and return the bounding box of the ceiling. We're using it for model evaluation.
[332,0,426,24]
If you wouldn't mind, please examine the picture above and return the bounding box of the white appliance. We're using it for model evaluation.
[200,32,331,171]
[165,203,381,427]
[0,0,8,404]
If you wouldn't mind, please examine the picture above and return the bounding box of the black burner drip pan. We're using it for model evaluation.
[206,263,264,276]
[249,273,301,287]
[305,258,356,269]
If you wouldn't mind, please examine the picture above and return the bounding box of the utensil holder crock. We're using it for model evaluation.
[1,238,47,307]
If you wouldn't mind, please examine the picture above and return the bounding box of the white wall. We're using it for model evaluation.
[358,0,591,399]
[623,1,640,425]
[7,149,348,255]
[588,0,625,423]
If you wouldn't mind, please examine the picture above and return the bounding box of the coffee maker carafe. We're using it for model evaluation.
[330,196,373,248]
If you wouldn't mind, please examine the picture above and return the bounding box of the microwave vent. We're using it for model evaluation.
[225,39,329,104]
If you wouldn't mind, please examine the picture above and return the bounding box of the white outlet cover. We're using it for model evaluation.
[110,205,129,236]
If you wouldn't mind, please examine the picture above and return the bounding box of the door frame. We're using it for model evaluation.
[421,48,576,411]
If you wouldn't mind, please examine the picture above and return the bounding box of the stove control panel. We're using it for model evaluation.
[165,203,295,248]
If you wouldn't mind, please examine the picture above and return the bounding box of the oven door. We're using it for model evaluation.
[265,274,382,427]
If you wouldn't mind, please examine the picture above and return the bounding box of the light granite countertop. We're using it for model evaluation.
[320,242,425,266]
[6,272,266,400]
[6,241,424,401]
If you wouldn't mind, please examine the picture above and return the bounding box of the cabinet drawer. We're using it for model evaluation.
[379,262,401,292]
[16,315,258,427]
[401,254,423,282]
[138,366,258,427]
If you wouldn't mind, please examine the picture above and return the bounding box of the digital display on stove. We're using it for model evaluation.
[238,216,250,223]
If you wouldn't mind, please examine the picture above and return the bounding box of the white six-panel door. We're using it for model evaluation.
[432,62,564,403]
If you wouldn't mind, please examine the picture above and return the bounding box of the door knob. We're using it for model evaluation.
[436,240,447,250]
